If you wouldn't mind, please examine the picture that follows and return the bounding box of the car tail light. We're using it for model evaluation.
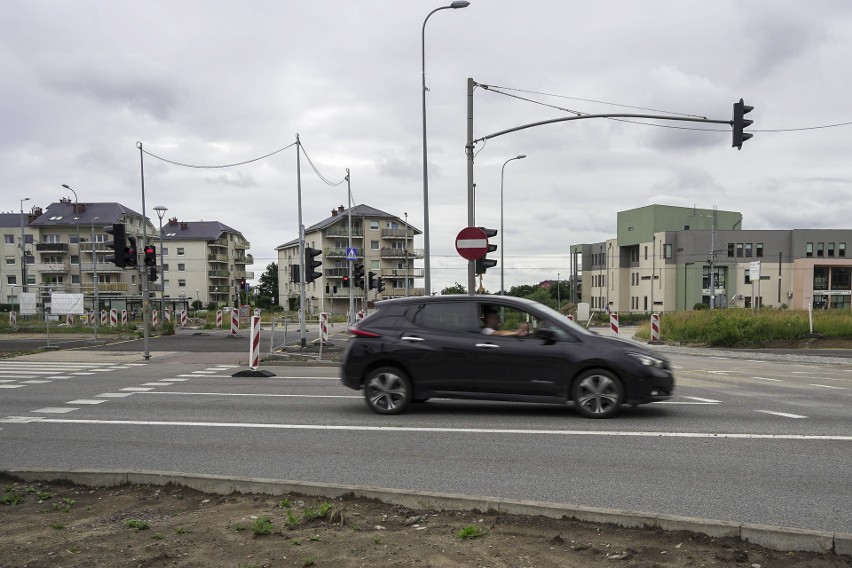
[350,328,381,338]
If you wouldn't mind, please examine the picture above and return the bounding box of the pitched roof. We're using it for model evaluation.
[28,202,143,227]
[276,204,421,249]
[0,213,30,229]
[160,220,245,241]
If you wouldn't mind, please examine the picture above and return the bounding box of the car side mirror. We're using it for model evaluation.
[533,327,557,344]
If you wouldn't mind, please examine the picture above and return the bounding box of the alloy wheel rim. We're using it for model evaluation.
[367,373,405,411]
[576,374,619,414]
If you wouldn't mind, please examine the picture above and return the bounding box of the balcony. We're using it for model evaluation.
[234,240,250,249]
[325,248,361,259]
[36,243,69,253]
[234,256,248,265]
[382,268,424,279]
[209,270,230,279]
[81,282,129,294]
[325,226,363,238]
[80,242,111,253]
[81,262,126,273]
[34,262,70,273]
[324,267,349,278]
[380,247,424,259]
[209,239,228,248]
[208,253,228,262]
[381,228,415,240]
[383,287,426,297]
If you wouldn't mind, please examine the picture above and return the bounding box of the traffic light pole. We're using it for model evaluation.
[346,170,354,329]
[137,142,151,360]
[465,79,748,296]
[296,134,307,349]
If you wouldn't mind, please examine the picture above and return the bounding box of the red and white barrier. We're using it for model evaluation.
[651,313,660,343]
[66,314,73,326]
[180,309,188,327]
[231,307,239,336]
[567,314,574,321]
[216,310,222,328]
[152,309,158,326]
[110,309,117,327]
[610,312,619,335]
[121,310,128,325]
[356,310,364,322]
[9,311,16,326]
[249,315,261,370]
[81,312,88,325]
[320,312,329,344]
[101,309,107,326]
[165,308,171,322]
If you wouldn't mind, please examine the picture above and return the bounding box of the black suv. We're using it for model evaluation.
[341,296,674,418]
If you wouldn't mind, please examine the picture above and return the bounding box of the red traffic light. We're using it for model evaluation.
[145,246,154,255]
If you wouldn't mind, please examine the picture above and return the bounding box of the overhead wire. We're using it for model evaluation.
[140,142,297,169]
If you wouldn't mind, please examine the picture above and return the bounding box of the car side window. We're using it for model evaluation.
[413,303,479,332]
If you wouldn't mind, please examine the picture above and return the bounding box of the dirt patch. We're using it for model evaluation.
[1,476,847,568]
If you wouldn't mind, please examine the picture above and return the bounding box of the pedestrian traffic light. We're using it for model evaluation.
[149,267,158,282]
[124,236,138,267]
[304,247,322,283]
[732,98,754,150]
[144,245,157,267]
[353,264,365,288]
[104,223,126,268]
[291,264,301,283]
[377,277,385,293]
[368,271,377,290]
[240,277,247,290]
[342,275,350,288]
[474,227,498,275]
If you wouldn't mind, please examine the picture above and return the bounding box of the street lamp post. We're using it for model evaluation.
[90,217,99,340]
[421,0,470,297]
[20,198,30,293]
[61,185,82,293]
[404,212,410,297]
[499,154,525,295]
[153,206,167,329]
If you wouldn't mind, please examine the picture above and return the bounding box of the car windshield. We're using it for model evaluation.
[525,301,594,335]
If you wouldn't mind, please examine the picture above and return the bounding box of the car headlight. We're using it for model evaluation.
[627,352,665,368]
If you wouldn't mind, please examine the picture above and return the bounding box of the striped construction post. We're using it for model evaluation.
[249,315,261,370]
[651,313,660,343]
[165,308,171,323]
[101,309,107,326]
[110,309,118,327]
[320,312,329,344]
[356,310,364,322]
[567,314,574,321]
[231,307,239,336]
[66,314,73,326]
[152,309,158,327]
[81,312,88,325]
[180,309,188,327]
[9,311,16,326]
[610,312,619,335]
[216,310,222,329]
[121,310,128,326]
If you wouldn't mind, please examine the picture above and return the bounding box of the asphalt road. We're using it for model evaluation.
[0,343,849,534]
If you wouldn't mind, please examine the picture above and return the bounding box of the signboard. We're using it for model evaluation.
[346,247,358,261]
[455,227,489,261]
[748,261,760,279]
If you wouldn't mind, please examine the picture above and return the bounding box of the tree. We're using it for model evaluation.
[440,282,466,295]
[255,262,279,309]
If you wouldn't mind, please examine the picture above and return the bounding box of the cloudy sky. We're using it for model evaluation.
[3,0,851,293]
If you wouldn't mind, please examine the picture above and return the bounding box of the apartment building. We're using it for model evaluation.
[157,217,252,307]
[1,199,251,312]
[571,204,852,313]
[276,204,423,314]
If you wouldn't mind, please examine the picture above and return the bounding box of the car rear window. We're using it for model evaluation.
[412,303,478,332]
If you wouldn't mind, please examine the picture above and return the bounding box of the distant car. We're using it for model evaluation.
[340,295,674,418]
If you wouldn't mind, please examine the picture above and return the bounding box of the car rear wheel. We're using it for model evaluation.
[364,367,412,415]
[571,369,624,419]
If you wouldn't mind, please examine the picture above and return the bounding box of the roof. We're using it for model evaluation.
[0,213,30,229]
[28,202,143,228]
[160,220,245,242]
[276,204,421,249]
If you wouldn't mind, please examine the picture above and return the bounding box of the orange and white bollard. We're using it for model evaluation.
[180,309,188,327]
[101,309,108,326]
[249,315,261,370]
[320,312,329,344]
[152,309,158,327]
[216,310,222,328]
[110,309,117,327]
[651,313,660,343]
[66,314,73,326]
[567,314,574,321]
[121,310,128,326]
[165,308,171,323]
[231,307,239,336]
[610,312,619,335]
[9,311,16,326]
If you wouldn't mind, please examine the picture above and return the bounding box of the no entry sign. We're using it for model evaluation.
[455,226,489,260]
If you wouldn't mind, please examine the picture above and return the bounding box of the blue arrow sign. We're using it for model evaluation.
[346,247,358,261]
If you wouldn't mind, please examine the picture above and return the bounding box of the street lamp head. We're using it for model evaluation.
[450,1,470,7]
[153,205,168,220]
[517,154,527,159]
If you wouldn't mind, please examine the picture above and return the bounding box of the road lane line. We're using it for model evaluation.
[2,417,848,441]
[809,384,846,390]
[138,391,360,399]
[753,377,782,382]
[66,400,108,405]
[683,396,722,403]
[31,408,78,414]
[756,410,808,419]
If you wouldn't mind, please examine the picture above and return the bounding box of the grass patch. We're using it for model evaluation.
[2,493,24,505]
[251,516,274,536]
[302,502,332,522]
[457,524,488,540]
[126,519,150,530]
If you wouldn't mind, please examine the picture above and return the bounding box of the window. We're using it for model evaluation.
[370,260,380,270]
[161,247,168,256]
[71,255,79,265]
[736,243,743,257]
[806,242,813,257]
[370,221,379,230]
[828,242,835,257]
[727,243,734,257]
[178,279,186,287]
[813,267,828,290]
[840,243,846,257]
[5,258,14,265]
[70,234,79,244]
[3,234,12,245]
[817,242,824,257]
[370,240,379,250]
[745,243,753,258]
[6,275,16,284]
[663,244,672,259]
[162,264,169,271]
[644,246,648,260]
[833,267,851,290]
[43,234,61,243]
[177,247,185,256]
[178,264,186,272]
[756,243,763,257]
[413,302,478,332]
[25,235,33,244]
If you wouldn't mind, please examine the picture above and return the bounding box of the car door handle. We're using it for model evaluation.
[401,336,425,342]
[475,343,500,348]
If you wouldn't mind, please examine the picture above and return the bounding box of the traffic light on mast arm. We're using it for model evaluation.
[353,264,365,288]
[368,271,377,290]
[104,223,126,268]
[304,247,322,283]
[474,227,498,275]
[732,98,754,150]
[144,245,157,267]
[124,236,138,267]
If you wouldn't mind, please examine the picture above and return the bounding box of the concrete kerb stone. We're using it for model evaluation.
[3,469,847,557]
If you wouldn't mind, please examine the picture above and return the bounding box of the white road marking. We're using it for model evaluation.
[0,385,25,389]
[0,380,17,383]
[32,408,78,414]
[191,370,219,374]
[70,372,96,376]
[66,400,107,405]
[790,371,810,374]
[706,370,731,375]
[94,393,133,398]
[141,382,172,386]
[753,377,782,382]
[652,401,717,405]
[756,410,808,419]
[159,378,189,382]
[178,374,231,378]
[707,356,729,360]
[21,380,51,384]
[139,391,359,399]
[125,363,148,366]
[683,396,722,403]
[3,417,848,441]
[46,376,73,379]
[120,387,154,392]
[810,384,846,390]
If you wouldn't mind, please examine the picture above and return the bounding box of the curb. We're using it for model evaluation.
[3,469,849,557]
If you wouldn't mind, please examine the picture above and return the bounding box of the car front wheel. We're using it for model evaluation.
[571,369,624,419]
[364,367,412,415]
